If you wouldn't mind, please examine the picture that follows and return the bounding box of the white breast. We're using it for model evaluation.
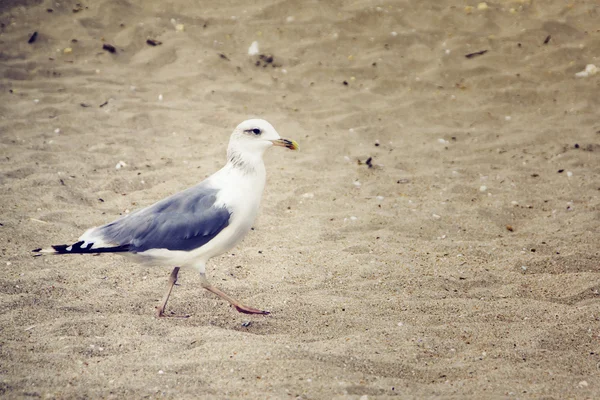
[189,163,266,264]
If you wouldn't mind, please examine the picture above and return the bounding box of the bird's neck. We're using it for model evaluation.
[226,147,265,175]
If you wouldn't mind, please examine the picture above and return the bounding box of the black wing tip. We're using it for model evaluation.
[52,241,85,254]
[32,241,131,255]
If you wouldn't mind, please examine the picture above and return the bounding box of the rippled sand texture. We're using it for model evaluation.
[1,0,599,398]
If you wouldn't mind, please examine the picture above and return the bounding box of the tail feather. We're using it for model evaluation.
[33,240,130,255]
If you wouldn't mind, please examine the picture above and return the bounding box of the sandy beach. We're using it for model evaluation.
[1,0,599,398]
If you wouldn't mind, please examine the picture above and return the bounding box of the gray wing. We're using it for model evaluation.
[98,184,231,252]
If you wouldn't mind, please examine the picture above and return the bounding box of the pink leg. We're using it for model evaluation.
[200,274,269,315]
[155,267,189,318]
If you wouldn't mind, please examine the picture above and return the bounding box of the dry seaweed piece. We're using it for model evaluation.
[102,43,116,53]
[254,54,278,68]
[465,50,488,59]
[219,53,230,61]
[259,54,274,64]
[543,35,551,45]
[146,39,162,46]
[28,31,38,44]
[366,157,373,168]
[99,100,108,107]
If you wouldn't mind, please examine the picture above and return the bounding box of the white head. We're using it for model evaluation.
[227,119,298,169]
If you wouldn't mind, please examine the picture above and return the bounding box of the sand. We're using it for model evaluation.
[1,0,599,398]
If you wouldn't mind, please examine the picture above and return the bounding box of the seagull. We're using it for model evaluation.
[34,119,298,318]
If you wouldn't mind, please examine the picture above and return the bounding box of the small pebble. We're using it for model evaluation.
[301,193,314,198]
[432,214,441,219]
[158,370,164,374]
[575,64,598,78]
[566,171,573,177]
[477,2,489,10]
[350,216,358,221]
[479,185,487,192]
[391,31,398,37]
[115,161,127,169]
[175,24,185,32]
[158,94,163,101]
[286,16,295,23]
[505,116,512,121]
[248,41,259,56]
[521,266,527,271]
[353,181,361,187]
[54,128,60,134]
[63,47,72,54]
[578,380,588,388]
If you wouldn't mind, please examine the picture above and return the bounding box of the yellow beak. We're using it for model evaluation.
[271,138,299,150]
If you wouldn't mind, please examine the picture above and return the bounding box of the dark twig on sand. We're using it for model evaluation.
[102,44,117,53]
[465,50,488,59]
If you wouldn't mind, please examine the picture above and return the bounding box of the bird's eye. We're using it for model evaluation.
[251,128,261,135]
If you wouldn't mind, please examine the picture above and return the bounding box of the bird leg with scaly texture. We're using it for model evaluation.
[199,273,270,315]
[155,267,189,318]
